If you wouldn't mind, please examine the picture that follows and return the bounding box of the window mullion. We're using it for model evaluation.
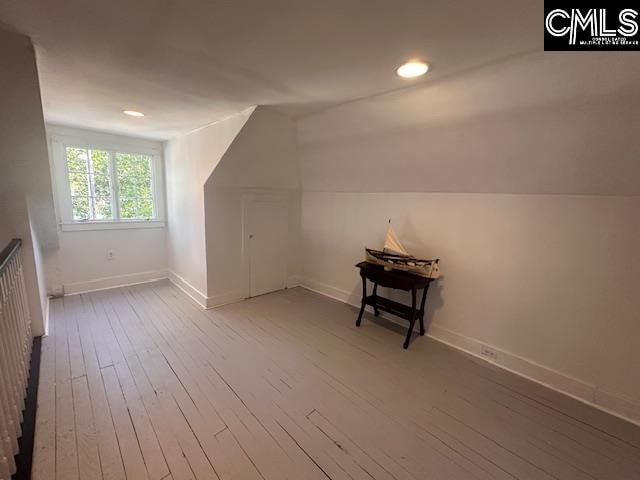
[87,148,96,220]
[110,150,120,221]
[151,154,159,220]
[134,176,140,218]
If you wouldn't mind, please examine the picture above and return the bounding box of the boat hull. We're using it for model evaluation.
[365,248,440,279]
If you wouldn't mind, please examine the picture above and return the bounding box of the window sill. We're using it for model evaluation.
[60,220,166,232]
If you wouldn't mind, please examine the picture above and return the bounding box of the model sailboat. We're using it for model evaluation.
[365,223,440,278]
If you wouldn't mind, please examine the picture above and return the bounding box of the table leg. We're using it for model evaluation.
[419,281,430,336]
[356,275,367,327]
[372,283,380,316]
[403,287,417,349]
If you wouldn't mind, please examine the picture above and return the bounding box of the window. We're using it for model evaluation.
[114,152,155,220]
[66,147,114,221]
[65,147,156,221]
[50,127,164,231]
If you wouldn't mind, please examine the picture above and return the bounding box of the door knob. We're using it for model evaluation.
[249,234,254,239]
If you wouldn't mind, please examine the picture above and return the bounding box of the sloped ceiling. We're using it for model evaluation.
[0,0,539,139]
[297,52,640,195]
[207,107,298,190]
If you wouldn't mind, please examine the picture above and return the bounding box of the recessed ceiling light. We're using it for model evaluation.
[123,110,145,117]
[396,61,429,78]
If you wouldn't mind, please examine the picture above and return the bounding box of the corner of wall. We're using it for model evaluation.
[297,275,640,426]
[202,106,301,302]
[165,108,256,301]
[167,270,208,309]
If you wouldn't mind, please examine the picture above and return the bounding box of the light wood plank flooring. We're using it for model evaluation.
[32,281,640,480]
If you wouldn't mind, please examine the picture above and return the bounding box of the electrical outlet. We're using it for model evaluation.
[106,250,115,261]
[480,345,498,360]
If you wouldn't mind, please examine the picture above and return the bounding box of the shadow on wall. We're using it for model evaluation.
[337,213,445,335]
[346,270,445,340]
[423,279,444,332]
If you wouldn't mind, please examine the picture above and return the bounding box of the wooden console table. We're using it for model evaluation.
[355,261,435,349]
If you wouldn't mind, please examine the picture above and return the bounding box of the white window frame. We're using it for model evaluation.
[48,125,166,231]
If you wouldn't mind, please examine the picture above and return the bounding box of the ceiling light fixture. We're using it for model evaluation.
[123,110,145,117]
[396,60,429,78]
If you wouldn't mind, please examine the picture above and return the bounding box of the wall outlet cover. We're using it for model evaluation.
[480,345,498,360]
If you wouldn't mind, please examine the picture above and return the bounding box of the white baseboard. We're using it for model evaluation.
[64,269,168,295]
[302,277,359,304]
[426,324,595,400]
[206,290,244,309]
[43,295,51,337]
[166,271,244,309]
[299,277,640,426]
[205,274,305,309]
[592,388,640,425]
[167,270,207,308]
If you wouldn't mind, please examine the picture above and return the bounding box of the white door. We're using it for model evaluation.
[246,198,288,297]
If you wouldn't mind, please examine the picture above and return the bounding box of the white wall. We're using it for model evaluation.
[296,52,640,422]
[55,228,167,294]
[0,28,58,335]
[205,107,301,305]
[43,125,168,294]
[301,192,640,420]
[164,108,254,303]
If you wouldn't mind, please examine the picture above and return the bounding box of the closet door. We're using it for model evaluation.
[246,198,288,297]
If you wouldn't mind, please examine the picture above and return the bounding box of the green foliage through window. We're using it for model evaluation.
[65,146,155,222]
[115,153,154,219]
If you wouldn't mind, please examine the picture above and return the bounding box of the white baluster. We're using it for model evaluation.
[0,240,33,478]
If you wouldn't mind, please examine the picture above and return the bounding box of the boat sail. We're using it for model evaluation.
[365,224,440,279]
[382,224,408,256]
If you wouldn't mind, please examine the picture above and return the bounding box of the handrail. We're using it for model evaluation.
[0,238,22,276]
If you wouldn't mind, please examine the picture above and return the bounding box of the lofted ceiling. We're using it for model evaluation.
[0,0,540,140]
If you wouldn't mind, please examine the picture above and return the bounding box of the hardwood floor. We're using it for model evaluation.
[31,281,640,480]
